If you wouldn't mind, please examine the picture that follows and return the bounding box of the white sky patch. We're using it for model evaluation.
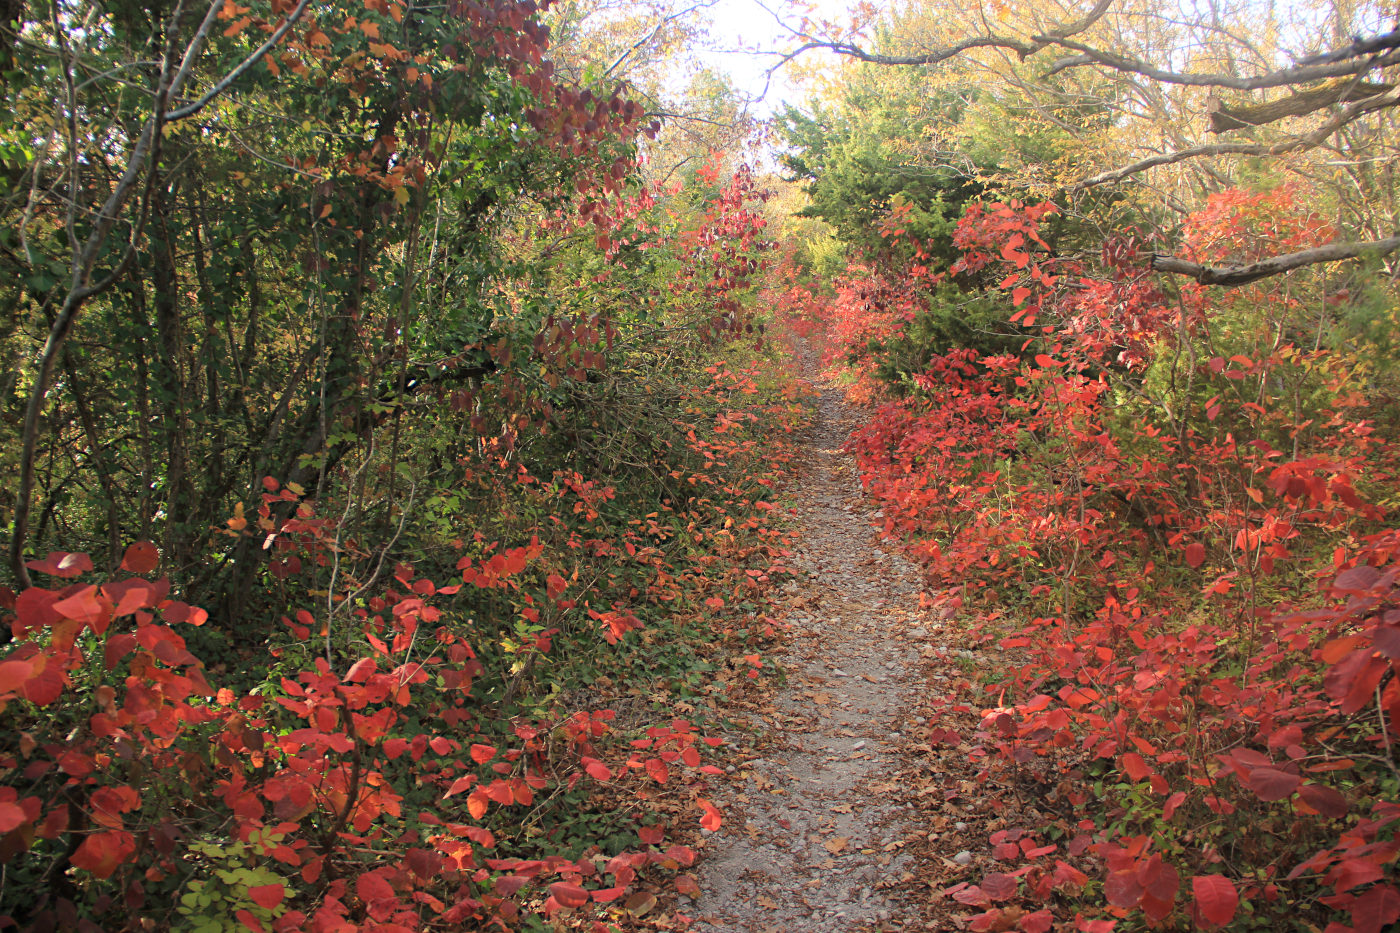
[695,0,854,116]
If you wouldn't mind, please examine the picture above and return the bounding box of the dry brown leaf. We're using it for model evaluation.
[625,892,657,917]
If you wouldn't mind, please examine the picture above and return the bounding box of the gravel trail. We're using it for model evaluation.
[693,358,932,933]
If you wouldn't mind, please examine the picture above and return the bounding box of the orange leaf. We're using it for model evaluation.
[71,830,135,879]
[699,798,721,831]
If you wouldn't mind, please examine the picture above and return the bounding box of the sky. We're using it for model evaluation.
[692,0,853,116]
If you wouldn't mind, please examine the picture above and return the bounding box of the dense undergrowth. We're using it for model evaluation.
[0,338,806,931]
[0,26,806,919]
[794,186,1400,932]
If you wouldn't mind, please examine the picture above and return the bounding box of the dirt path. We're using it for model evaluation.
[693,358,935,932]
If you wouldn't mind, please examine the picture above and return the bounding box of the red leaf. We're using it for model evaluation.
[406,848,441,880]
[21,656,64,706]
[1298,783,1348,818]
[549,882,590,908]
[444,775,476,798]
[470,743,496,763]
[1350,884,1400,931]
[52,585,108,627]
[583,757,612,781]
[1020,910,1053,933]
[1053,860,1088,889]
[1105,869,1142,908]
[1332,857,1383,892]
[344,658,377,683]
[1326,650,1389,713]
[1247,766,1301,801]
[1121,752,1151,782]
[26,551,93,578]
[1334,564,1382,592]
[981,872,1017,901]
[121,542,160,574]
[1192,874,1238,928]
[0,801,29,833]
[1012,286,1032,306]
[1184,542,1206,568]
[951,884,990,906]
[70,830,135,879]
[356,871,395,903]
[249,884,284,910]
[0,657,35,696]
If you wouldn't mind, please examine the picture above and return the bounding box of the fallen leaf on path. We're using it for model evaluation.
[625,892,657,917]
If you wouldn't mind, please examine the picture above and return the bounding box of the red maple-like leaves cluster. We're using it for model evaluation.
[791,185,1400,932]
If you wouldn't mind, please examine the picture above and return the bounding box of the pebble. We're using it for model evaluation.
[852,741,866,751]
[953,851,973,866]
[954,821,969,832]
[831,667,848,677]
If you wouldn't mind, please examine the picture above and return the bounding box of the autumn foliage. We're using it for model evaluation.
[796,184,1400,931]
[0,334,803,930]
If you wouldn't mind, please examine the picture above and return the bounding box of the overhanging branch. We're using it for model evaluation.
[1076,85,1400,189]
[1151,234,1400,286]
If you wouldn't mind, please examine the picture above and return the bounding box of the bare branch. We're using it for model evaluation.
[1043,30,1400,91]
[1151,234,1400,286]
[10,0,309,585]
[790,5,1400,93]
[1077,85,1400,188]
[785,34,1037,69]
[165,0,313,121]
[602,0,715,80]
[1077,142,1279,189]
[1207,80,1394,133]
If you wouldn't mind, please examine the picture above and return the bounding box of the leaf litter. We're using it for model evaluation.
[690,348,942,932]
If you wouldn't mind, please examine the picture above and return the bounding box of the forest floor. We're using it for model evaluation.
[688,350,1012,932]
